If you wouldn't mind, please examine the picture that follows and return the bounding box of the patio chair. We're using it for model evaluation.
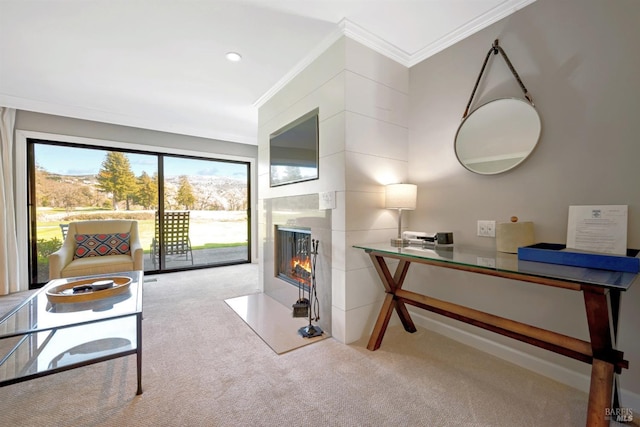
[49,220,143,279]
[151,211,194,269]
[60,223,69,239]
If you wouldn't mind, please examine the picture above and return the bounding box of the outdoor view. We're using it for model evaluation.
[30,141,249,286]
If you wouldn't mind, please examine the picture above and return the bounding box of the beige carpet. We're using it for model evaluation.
[0,264,623,426]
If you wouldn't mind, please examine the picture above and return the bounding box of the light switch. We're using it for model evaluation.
[319,191,336,210]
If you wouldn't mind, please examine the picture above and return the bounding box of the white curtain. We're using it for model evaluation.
[0,107,22,295]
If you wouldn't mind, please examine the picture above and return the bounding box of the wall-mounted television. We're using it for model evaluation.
[269,108,319,187]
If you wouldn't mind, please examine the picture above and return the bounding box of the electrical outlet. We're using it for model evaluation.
[477,220,496,237]
[486,220,495,237]
[476,256,496,268]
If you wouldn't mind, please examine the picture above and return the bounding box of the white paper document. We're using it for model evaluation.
[566,205,628,255]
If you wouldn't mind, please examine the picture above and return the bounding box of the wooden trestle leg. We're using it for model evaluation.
[366,253,416,351]
[583,288,624,427]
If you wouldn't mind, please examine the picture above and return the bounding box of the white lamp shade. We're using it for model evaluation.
[385,183,417,210]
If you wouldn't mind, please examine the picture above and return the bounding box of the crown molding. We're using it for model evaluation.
[255,0,537,109]
[253,17,411,109]
[252,25,346,109]
[343,0,538,67]
[338,18,412,67]
[408,0,538,67]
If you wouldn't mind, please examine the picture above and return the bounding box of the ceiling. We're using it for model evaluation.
[0,0,535,145]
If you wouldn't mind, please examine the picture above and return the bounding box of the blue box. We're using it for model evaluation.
[517,243,640,273]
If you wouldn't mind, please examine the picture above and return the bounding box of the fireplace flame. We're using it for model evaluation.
[291,256,311,273]
[290,256,312,286]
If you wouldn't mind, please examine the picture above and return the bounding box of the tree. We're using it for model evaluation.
[34,165,50,206]
[96,152,137,210]
[134,171,158,210]
[195,178,224,210]
[62,185,93,213]
[226,187,247,210]
[176,175,196,210]
[35,165,96,210]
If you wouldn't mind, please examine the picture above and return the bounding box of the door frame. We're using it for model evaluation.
[15,130,257,291]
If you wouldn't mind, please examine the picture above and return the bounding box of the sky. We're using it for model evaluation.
[34,143,248,179]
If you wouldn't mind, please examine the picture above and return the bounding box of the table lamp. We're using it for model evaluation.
[385,183,417,247]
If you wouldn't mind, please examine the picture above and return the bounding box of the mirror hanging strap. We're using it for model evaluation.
[462,39,534,120]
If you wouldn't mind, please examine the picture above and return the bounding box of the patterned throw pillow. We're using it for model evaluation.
[74,233,131,259]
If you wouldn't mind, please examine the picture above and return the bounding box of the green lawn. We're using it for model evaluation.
[36,209,248,251]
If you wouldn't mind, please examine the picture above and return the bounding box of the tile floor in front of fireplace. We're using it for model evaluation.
[225,293,328,354]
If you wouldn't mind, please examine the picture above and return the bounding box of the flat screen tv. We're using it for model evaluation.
[269,108,319,187]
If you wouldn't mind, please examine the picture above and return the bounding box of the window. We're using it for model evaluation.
[28,139,250,287]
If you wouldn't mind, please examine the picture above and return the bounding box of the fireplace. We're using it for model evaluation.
[276,226,312,288]
[263,194,332,336]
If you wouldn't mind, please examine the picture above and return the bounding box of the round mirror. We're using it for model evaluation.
[455,98,541,175]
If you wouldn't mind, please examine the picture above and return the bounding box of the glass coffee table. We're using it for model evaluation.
[0,270,143,395]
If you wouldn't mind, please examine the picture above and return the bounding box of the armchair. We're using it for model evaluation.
[49,220,144,279]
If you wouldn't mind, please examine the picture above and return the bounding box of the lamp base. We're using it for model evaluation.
[390,238,409,247]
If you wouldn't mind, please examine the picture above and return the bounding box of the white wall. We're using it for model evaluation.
[258,37,348,338]
[407,0,640,406]
[258,37,410,343]
[341,40,409,343]
[15,111,257,159]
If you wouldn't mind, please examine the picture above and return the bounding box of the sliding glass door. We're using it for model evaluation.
[28,140,250,287]
[154,155,249,270]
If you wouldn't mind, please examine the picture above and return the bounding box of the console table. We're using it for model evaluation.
[0,270,144,395]
[353,243,637,427]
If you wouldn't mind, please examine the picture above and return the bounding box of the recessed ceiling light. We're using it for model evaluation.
[225,52,242,62]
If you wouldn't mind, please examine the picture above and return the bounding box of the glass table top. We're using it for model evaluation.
[0,270,143,339]
[353,243,638,290]
[0,271,143,385]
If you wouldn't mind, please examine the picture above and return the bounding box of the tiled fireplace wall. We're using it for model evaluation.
[262,194,332,335]
[258,36,410,343]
